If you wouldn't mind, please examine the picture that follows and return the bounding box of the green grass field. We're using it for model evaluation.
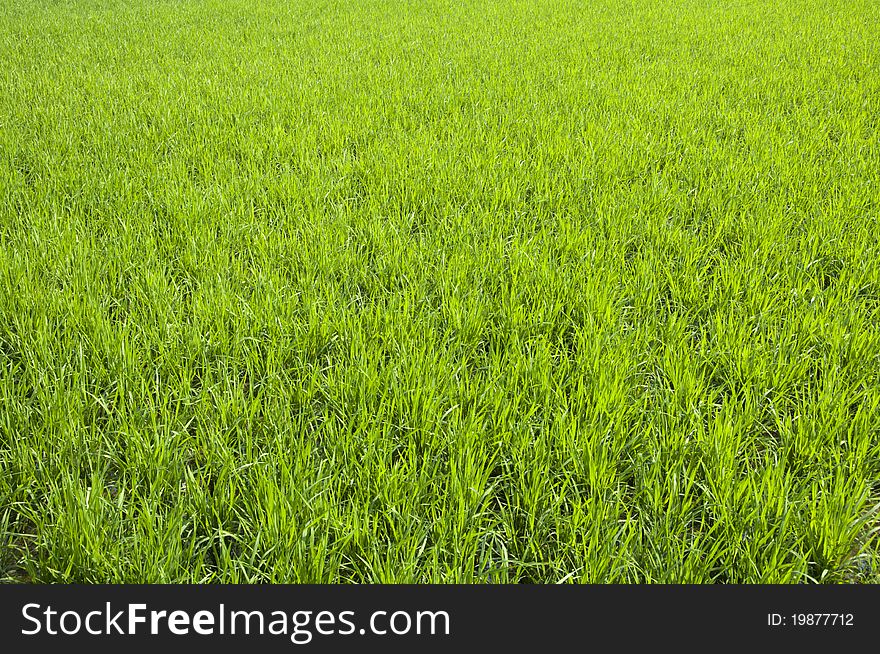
[1,0,879,583]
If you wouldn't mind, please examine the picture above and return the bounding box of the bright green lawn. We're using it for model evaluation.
[1,0,878,582]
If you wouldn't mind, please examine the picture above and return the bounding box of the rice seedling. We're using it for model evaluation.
[1,0,878,583]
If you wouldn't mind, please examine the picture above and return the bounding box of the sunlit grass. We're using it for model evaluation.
[1,0,878,583]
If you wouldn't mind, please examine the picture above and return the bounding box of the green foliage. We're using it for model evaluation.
[1,0,878,583]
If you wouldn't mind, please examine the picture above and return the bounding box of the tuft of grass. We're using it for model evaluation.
[1,0,879,583]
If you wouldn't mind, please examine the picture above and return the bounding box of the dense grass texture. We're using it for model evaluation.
[1,0,879,583]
